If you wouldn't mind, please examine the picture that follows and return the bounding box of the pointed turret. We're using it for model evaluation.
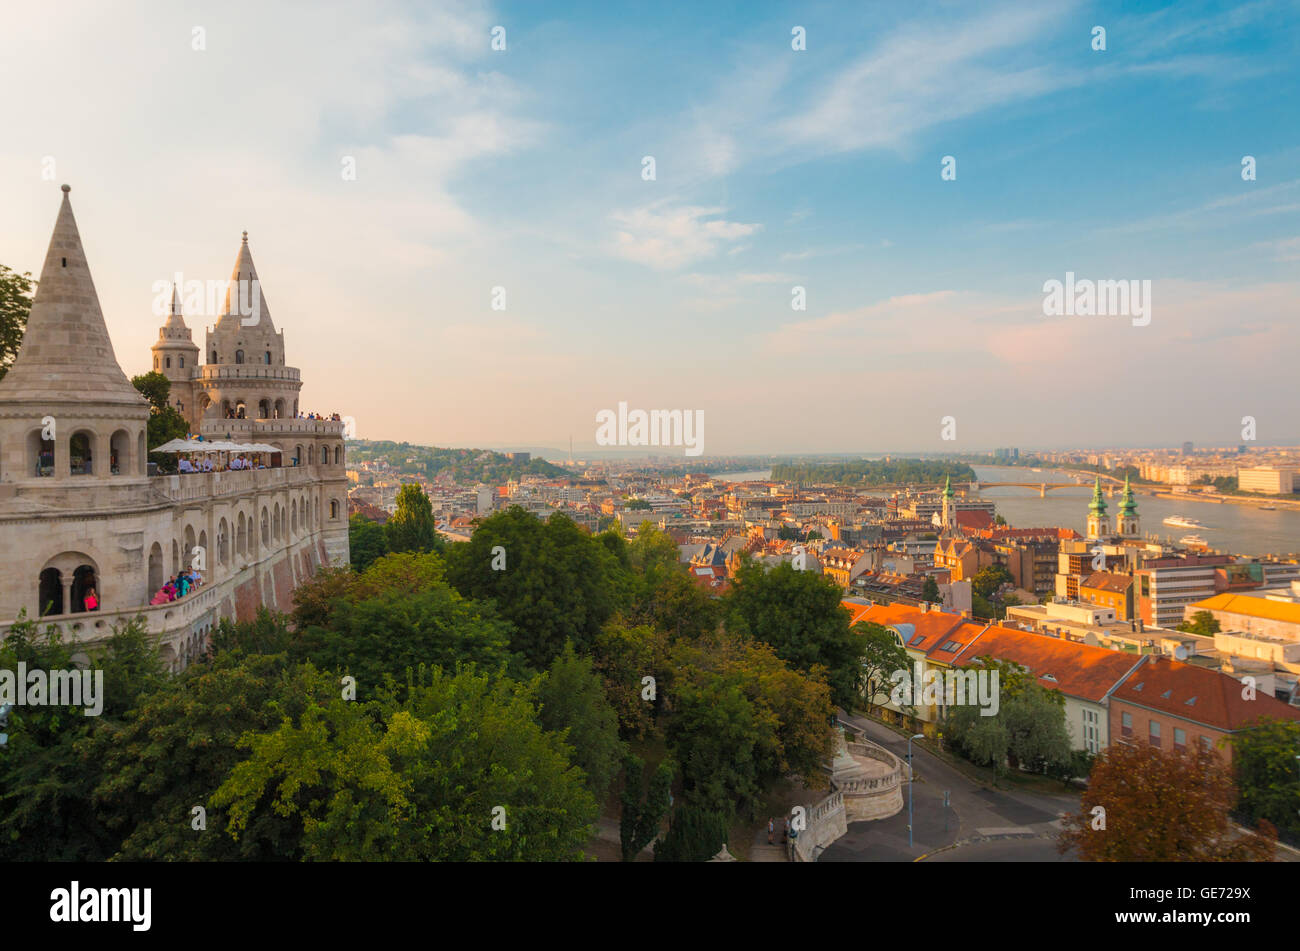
[216,231,274,333]
[1088,476,1107,514]
[943,475,955,499]
[153,279,200,426]
[1118,473,1137,516]
[0,186,146,406]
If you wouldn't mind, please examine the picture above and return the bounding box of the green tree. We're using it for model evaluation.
[619,755,673,861]
[592,620,673,739]
[667,680,766,818]
[0,264,34,381]
[944,658,1070,776]
[445,507,628,668]
[724,558,866,708]
[291,584,520,695]
[131,372,189,472]
[1231,717,1300,840]
[91,652,337,860]
[921,576,941,603]
[856,621,912,715]
[385,484,443,554]
[211,668,598,860]
[971,564,1013,600]
[654,804,731,862]
[536,642,625,800]
[349,514,389,572]
[1178,610,1221,636]
[0,616,166,861]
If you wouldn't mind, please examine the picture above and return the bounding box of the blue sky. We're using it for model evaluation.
[1,0,1297,454]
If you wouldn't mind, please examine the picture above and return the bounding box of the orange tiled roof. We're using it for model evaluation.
[954,623,1144,702]
[1112,653,1300,730]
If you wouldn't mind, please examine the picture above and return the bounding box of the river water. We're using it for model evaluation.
[723,465,1299,559]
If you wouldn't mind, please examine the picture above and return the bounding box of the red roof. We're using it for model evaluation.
[954,623,1144,702]
[1111,654,1300,731]
[955,510,994,531]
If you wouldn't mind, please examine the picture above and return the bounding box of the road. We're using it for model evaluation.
[820,712,1079,863]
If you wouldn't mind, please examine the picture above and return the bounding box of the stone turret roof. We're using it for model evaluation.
[164,283,187,329]
[215,231,275,333]
[0,186,146,407]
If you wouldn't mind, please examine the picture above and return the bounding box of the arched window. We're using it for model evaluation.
[39,567,63,616]
[147,543,164,593]
[261,507,270,546]
[274,399,285,419]
[292,499,298,535]
[28,429,55,477]
[197,531,208,569]
[258,399,271,419]
[165,356,172,369]
[265,351,271,364]
[154,357,159,370]
[320,446,329,465]
[334,446,342,465]
[218,518,229,566]
[235,350,245,364]
[212,350,218,363]
[294,444,303,466]
[69,431,94,476]
[236,512,247,555]
[110,429,130,476]
[235,401,247,419]
[179,356,185,368]
[70,565,97,613]
[138,431,147,475]
[330,499,339,520]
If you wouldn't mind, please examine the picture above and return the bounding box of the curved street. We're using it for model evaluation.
[821,713,1079,862]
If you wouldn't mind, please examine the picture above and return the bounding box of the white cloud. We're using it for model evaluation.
[611,205,760,270]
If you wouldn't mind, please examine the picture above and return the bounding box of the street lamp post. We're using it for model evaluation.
[908,733,924,849]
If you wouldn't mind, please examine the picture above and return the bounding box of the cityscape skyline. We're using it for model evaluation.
[1,0,1297,453]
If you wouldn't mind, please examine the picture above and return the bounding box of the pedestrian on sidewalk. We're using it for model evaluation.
[767,818,774,844]
[782,817,789,844]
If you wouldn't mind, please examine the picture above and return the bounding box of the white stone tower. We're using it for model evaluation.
[150,285,201,428]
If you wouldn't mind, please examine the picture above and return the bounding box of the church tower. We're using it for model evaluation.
[1086,476,1111,540]
[941,475,956,530]
[150,285,200,429]
[1116,473,1140,538]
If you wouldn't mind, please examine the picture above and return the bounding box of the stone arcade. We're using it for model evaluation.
[0,186,349,669]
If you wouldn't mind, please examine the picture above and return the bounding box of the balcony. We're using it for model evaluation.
[154,465,322,502]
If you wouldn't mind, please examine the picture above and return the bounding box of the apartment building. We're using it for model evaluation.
[1135,555,1232,629]
[1237,465,1298,494]
[1109,653,1300,764]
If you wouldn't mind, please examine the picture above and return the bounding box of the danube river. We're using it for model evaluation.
[969,466,1300,560]
[724,466,1299,559]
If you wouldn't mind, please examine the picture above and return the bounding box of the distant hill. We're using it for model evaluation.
[347,440,569,483]
[770,458,976,487]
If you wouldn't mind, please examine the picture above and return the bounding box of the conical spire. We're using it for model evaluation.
[1118,472,1137,516]
[216,231,274,331]
[0,186,145,406]
[1088,475,1107,514]
[163,283,187,329]
[943,475,954,499]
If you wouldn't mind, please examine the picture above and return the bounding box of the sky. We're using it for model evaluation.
[1,0,1297,456]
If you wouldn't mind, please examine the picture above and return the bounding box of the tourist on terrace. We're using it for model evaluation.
[178,457,195,473]
[83,586,99,612]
